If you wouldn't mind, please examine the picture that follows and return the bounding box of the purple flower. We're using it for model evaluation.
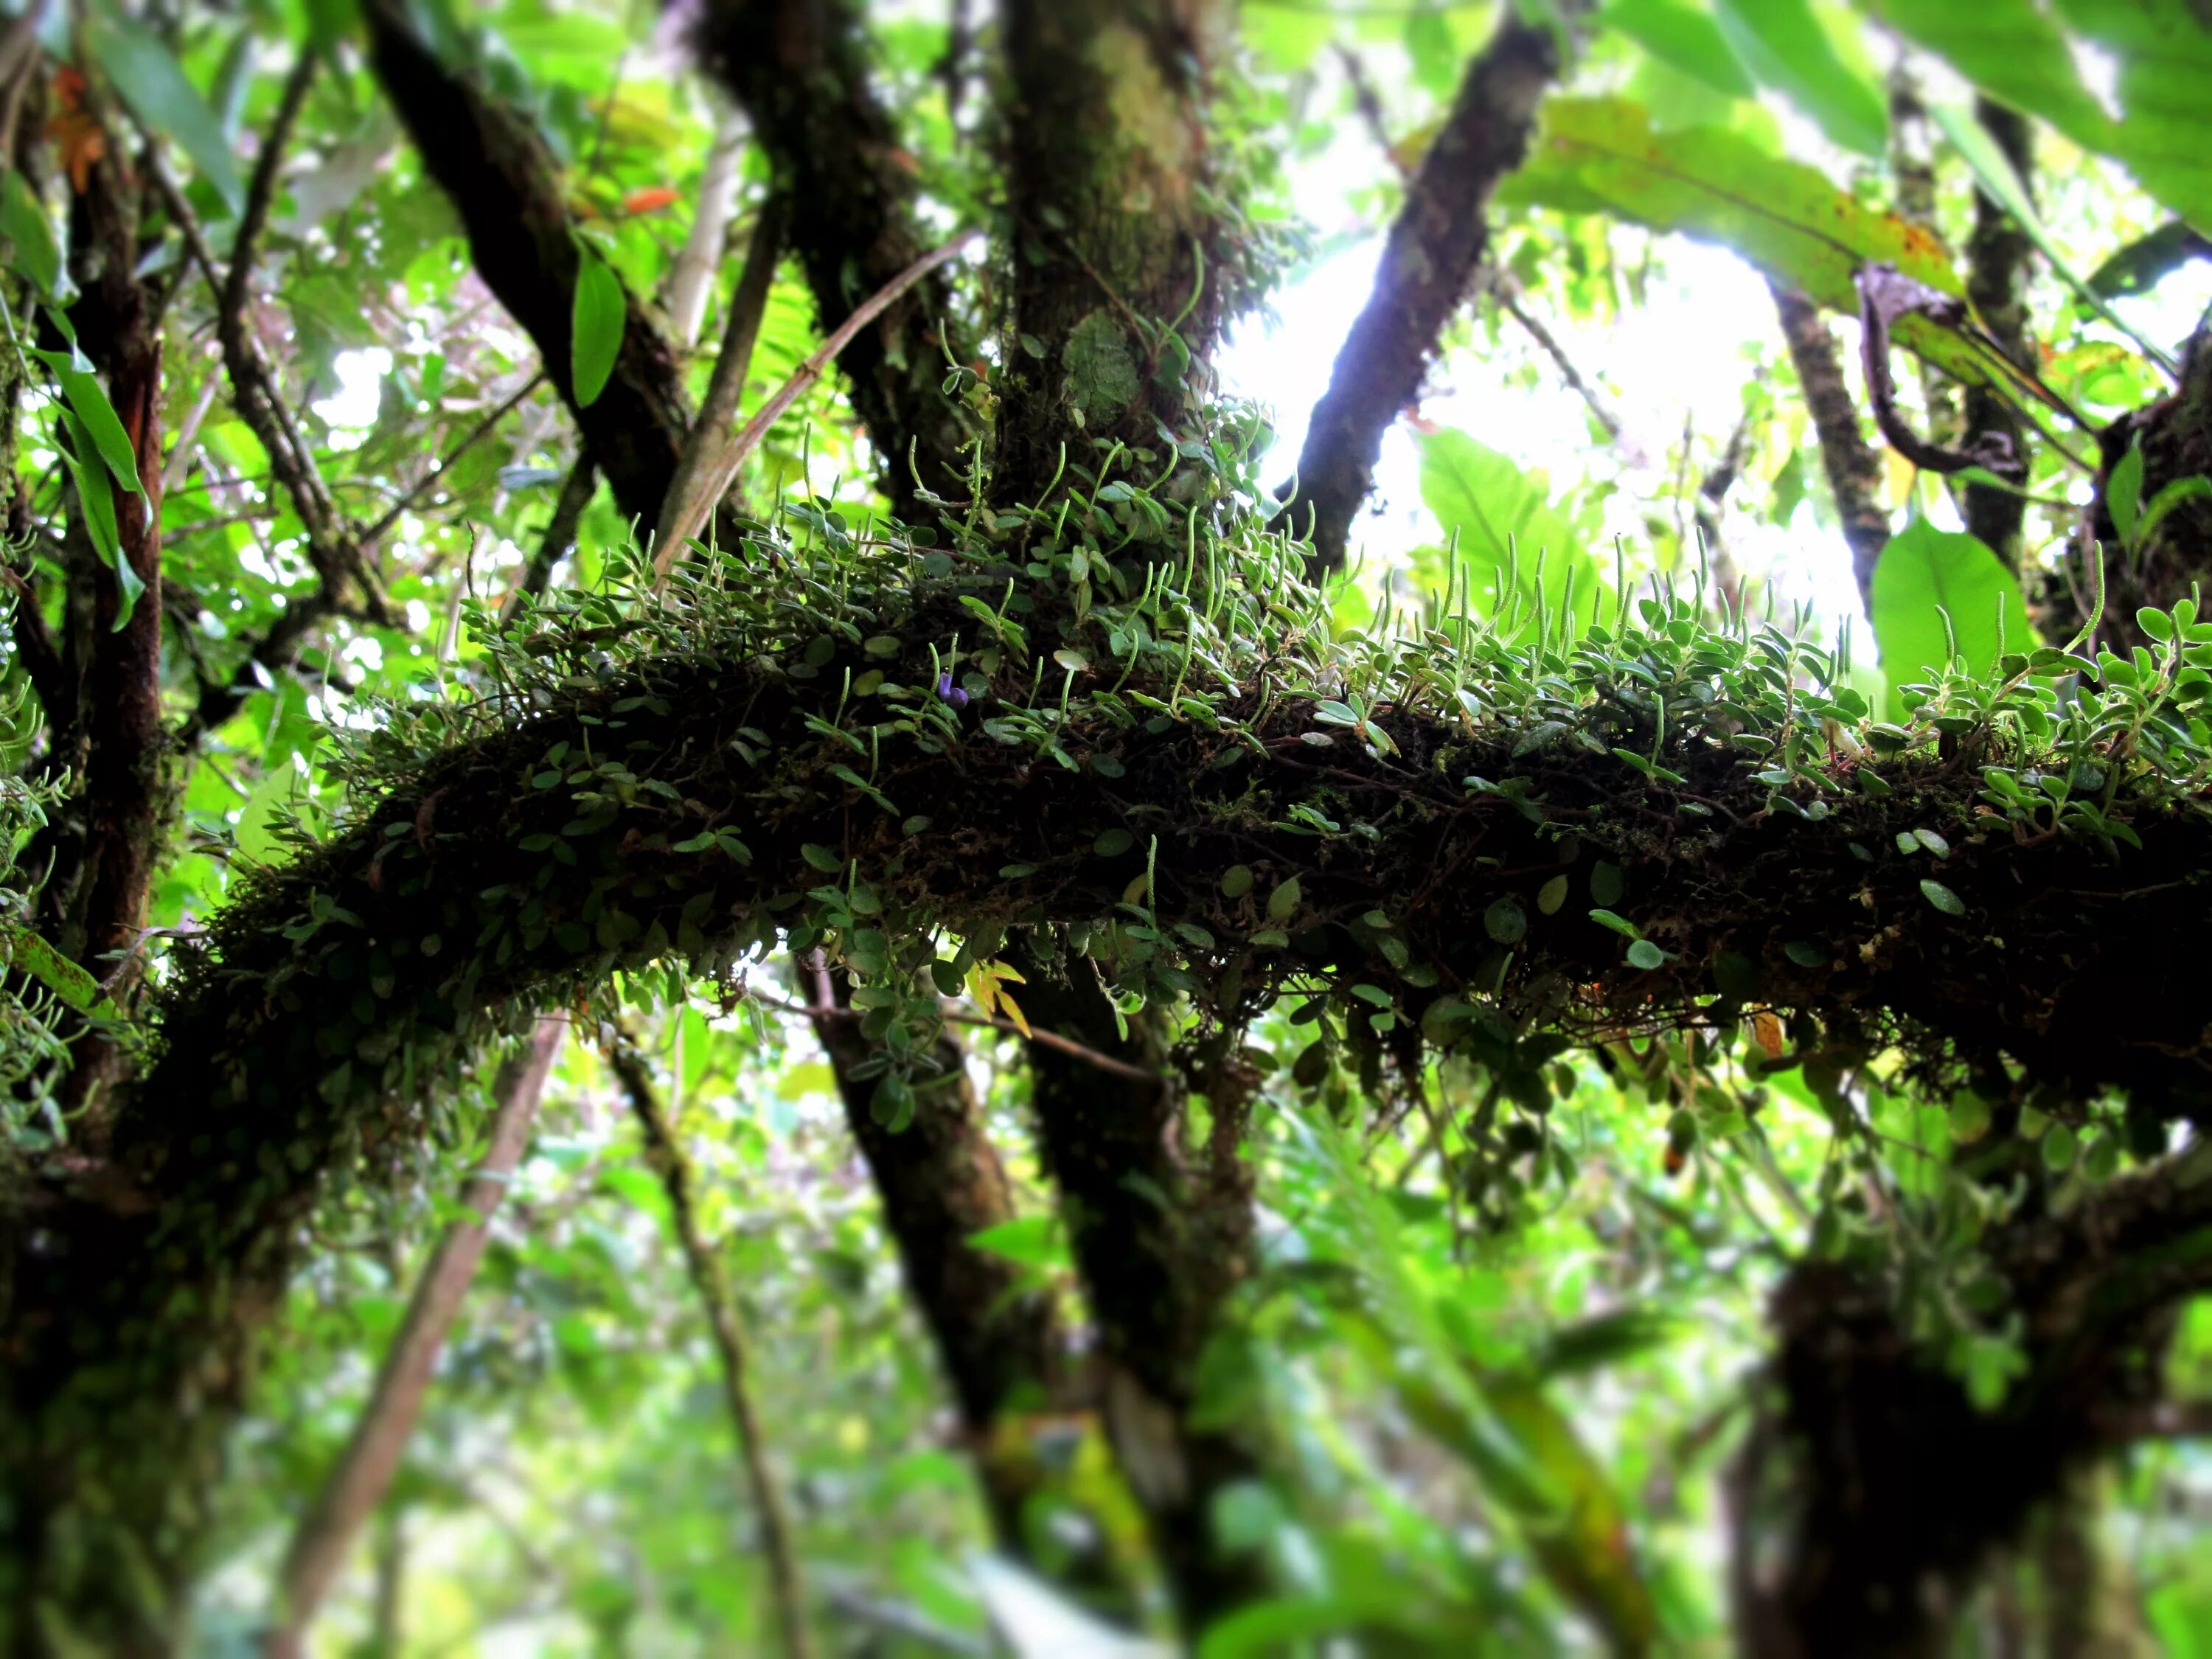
[936,673,969,711]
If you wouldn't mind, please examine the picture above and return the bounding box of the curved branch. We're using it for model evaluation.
[16,564,2212,1628]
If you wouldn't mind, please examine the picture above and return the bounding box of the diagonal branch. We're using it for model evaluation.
[1770,280,1891,609]
[269,1015,565,1656]
[146,123,393,653]
[609,1036,815,1659]
[362,0,702,538]
[654,197,787,560]
[1275,7,1568,576]
[654,226,978,571]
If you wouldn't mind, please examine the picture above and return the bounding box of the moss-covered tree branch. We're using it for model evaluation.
[14,490,2212,1635]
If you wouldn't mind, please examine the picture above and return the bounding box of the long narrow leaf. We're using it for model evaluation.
[85,7,246,215]
[1930,103,2177,377]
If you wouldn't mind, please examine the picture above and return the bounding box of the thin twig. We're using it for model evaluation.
[144,126,394,627]
[609,1038,816,1659]
[748,986,1161,1084]
[361,369,546,546]
[653,226,981,575]
[653,195,787,559]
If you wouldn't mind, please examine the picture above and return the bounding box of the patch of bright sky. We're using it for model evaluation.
[310,345,393,434]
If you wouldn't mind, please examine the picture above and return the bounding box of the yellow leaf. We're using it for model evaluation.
[1751,1009,1784,1060]
[995,988,1032,1040]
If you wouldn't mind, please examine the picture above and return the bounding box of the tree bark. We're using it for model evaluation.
[1730,1146,2212,1658]
[1008,938,1267,1629]
[610,1040,815,1659]
[363,0,703,541]
[1961,98,2037,566]
[800,959,1148,1611]
[992,0,1234,507]
[991,8,1272,1625]
[267,1016,564,1656]
[1276,10,1566,575]
[1770,282,1891,608]
[693,0,978,521]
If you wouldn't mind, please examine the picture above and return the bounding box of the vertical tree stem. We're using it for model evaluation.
[610,1041,816,1659]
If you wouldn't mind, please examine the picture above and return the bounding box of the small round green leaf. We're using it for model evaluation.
[2040,1122,2077,1172]
[1590,860,1626,905]
[1784,939,1826,967]
[1220,864,1254,898]
[1626,938,1667,970]
[1484,897,1528,945]
[1537,874,1569,915]
[1093,828,1134,858]
[1919,878,1965,916]
[1266,877,1302,921]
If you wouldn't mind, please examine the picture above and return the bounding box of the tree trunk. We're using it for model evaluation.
[1770,282,1891,608]
[1009,938,1267,1630]
[1961,98,2037,566]
[1730,1151,2212,1657]
[694,0,980,521]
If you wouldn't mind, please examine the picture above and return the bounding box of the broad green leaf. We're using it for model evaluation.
[1714,0,1886,156]
[1417,428,1601,638]
[1867,521,2036,718]
[35,350,145,496]
[1861,0,2115,153]
[2052,0,2212,234]
[84,7,246,216]
[1500,98,1989,383]
[1601,0,1754,97]
[570,244,626,408]
[0,172,60,296]
[2108,442,2146,546]
[965,1215,1071,1270]
[233,760,299,866]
